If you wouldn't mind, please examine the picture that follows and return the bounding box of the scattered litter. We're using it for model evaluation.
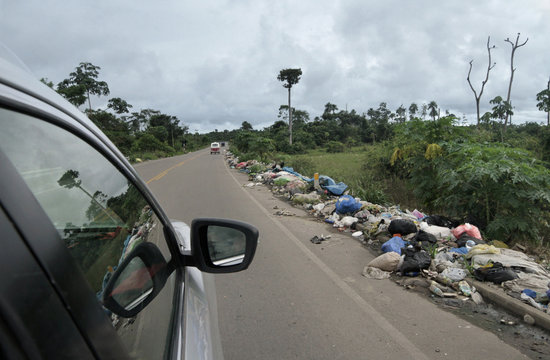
[452,223,482,240]
[400,248,432,273]
[466,244,500,259]
[335,195,362,214]
[340,216,358,227]
[523,314,536,325]
[381,236,406,255]
[292,192,321,204]
[458,281,472,297]
[471,291,484,305]
[429,281,444,297]
[441,268,468,282]
[388,218,417,236]
[226,151,550,329]
[367,252,401,272]
[419,222,454,241]
[362,266,391,280]
[310,234,331,244]
[313,203,325,212]
[274,209,295,216]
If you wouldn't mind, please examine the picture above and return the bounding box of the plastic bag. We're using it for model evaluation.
[424,215,458,229]
[318,175,348,196]
[388,219,417,236]
[381,236,406,255]
[273,177,292,186]
[335,195,362,214]
[466,244,499,259]
[452,223,482,240]
[362,266,391,280]
[441,267,468,282]
[419,222,454,241]
[412,209,425,220]
[412,230,437,245]
[474,262,518,284]
[341,216,358,227]
[367,252,401,272]
[400,249,432,273]
[456,234,485,248]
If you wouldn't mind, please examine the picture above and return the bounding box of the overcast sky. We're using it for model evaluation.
[1,1,549,133]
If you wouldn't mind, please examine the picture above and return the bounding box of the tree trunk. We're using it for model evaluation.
[87,90,92,112]
[504,34,528,128]
[288,87,293,145]
[467,37,495,128]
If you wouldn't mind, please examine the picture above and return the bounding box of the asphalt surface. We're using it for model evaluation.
[135,148,529,360]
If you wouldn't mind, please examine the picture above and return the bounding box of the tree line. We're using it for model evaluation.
[41,62,216,160]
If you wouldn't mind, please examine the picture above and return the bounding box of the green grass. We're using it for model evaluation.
[285,145,394,205]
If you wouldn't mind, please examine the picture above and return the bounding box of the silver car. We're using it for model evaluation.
[0,50,258,359]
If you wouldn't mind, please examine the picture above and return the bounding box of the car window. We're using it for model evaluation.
[0,108,177,359]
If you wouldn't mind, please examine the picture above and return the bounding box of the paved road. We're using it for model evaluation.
[135,148,527,360]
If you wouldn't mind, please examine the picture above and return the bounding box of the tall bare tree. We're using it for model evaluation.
[504,33,528,128]
[277,68,302,145]
[467,36,496,127]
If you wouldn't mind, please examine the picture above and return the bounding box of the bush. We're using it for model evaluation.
[326,141,345,153]
[420,143,550,244]
[279,142,306,154]
[347,173,388,205]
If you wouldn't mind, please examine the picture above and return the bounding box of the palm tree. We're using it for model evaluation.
[427,101,439,121]
[408,103,418,120]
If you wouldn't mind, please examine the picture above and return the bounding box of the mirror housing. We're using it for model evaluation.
[102,242,169,318]
[187,218,258,273]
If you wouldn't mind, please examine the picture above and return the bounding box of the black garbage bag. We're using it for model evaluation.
[424,215,459,229]
[388,219,417,236]
[474,262,518,284]
[410,230,438,250]
[456,234,485,248]
[413,230,437,244]
[400,248,432,273]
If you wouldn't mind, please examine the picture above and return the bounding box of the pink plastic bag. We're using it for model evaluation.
[412,209,425,219]
[452,223,482,240]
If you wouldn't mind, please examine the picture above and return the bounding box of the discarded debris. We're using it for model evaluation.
[362,266,391,280]
[310,234,331,244]
[274,209,295,216]
[226,151,550,329]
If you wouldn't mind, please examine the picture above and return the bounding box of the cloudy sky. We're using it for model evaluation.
[1,1,549,133]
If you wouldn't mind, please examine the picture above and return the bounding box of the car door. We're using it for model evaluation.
[0,101,185,358]
[0,198,96,360]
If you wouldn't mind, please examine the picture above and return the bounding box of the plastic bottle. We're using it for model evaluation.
[435,274,453,286]
[429,281,444,297]
[458,281,472,296]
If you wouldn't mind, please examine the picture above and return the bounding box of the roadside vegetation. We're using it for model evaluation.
[230,111,550,248]
[42,47,550,249]
[41,62,223,161]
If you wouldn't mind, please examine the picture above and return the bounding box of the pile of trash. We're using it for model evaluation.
[225,152,550,316]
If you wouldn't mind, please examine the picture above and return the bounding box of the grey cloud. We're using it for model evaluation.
[1,0,549,133]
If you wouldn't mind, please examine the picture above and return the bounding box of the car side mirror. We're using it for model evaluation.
[187,218,258,273]
[102,242,170,318]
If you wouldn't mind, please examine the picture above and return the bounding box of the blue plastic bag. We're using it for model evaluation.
[318,175,348,195]
[335,195,362,214]
[381,236,406,254]
[449,247,469,255]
